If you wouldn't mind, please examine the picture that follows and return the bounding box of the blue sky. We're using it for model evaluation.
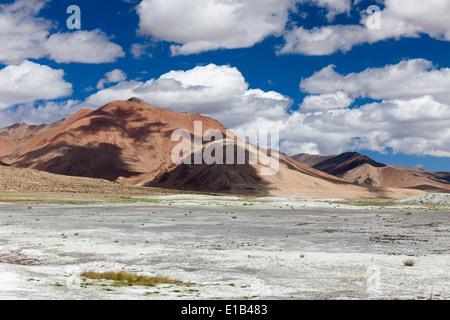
[0,0,449,171]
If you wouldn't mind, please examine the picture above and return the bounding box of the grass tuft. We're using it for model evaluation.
[403,259,416,267]
[80,271,182,287]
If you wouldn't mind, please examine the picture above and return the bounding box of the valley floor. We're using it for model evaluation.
[0,195,448,300]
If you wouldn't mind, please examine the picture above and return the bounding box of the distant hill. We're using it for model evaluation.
[292,152,450,193]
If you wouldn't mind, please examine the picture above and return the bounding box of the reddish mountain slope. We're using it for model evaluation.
[293,152,450,192]
[0,109,93,145]
[0,98,423,199]
[0,98,226,182]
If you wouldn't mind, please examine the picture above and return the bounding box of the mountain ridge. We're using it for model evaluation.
[0,98,426,199]
[292,152,450,193]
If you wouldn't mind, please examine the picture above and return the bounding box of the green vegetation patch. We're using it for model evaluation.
[80,271,182,287]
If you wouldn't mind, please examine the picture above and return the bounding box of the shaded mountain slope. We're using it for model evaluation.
[148,140,422,199]
[293,152,450,192]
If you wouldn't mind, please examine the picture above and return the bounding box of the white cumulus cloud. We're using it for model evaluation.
[85,64,292,128]
[279,0,450,56]
[300,91,354,112]
[0,0,51,64]
[137,0,295,56]
[278,96,450,157]
[43,30,125,64]
[97,69,127,90]
[135,0,355,56]
[0,0,124,65]
[300,59,450,104]
[0,100,83,128]
[0,60,72,109]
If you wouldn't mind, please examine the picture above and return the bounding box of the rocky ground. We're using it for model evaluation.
[0,195,448,300]
[395,193,450,205]
[0,164,179,196]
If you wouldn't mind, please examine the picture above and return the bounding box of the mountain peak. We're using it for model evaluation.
[127,97,155,108]
[339,152,362,159]
[310,152,386,177]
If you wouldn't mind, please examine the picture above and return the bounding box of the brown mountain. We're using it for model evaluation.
[145,139,417,198]
[0,98,227,182]
[293,152,450,193]
[0,98,423,199]
[0,109,93,144]
[291,153,336,167]
[390,165,450,185]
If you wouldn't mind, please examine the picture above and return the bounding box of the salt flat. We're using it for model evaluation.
[0,196,448,300]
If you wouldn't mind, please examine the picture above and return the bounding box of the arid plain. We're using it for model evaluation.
[0,194,448,300]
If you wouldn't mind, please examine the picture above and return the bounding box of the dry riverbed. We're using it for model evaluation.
[0,195,448,300]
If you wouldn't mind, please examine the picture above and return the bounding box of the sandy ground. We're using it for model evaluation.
[0,195,448,300]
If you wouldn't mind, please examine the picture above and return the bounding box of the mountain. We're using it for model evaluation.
[146,139,420,198]
[0,98,423,199]
[0,109,93,145]
[312,152,386,178]
[291,153,336,167]
[293,152,450,193]
[0,98,227,183]
[390,165,450,185]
